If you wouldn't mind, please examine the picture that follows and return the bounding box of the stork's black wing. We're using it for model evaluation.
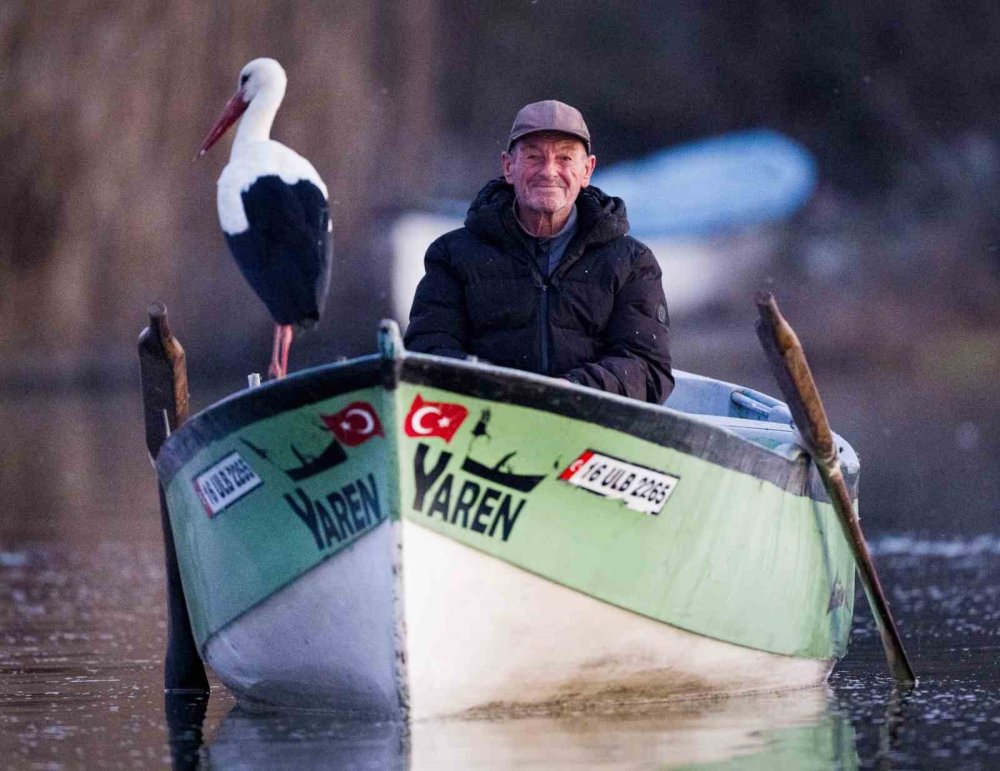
[224,175,332,326]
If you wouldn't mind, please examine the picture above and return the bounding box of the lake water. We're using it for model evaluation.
[1,388,998,768]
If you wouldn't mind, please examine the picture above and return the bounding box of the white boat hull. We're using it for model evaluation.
[402,522,832,719]
[202,520,832,719]
[203,521,403,717]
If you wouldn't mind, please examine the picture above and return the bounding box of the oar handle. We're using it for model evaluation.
[139,301,189,457]
[138,302,209,693]
[754,292,837,467]
[755,292,916,686]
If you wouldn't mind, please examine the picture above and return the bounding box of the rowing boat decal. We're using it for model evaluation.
[238,403,384,482]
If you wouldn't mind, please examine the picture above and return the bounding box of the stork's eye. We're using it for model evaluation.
[240,74,249,86]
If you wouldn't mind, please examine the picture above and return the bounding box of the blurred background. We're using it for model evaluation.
[1,0,997,533]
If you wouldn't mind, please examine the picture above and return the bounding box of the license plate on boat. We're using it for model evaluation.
[193,451,263,517]
[559,450,679,515]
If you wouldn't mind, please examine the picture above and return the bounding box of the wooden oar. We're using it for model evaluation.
[138,301,209,693]
[755,291,916,685]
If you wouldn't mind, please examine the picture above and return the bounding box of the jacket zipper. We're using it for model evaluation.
[532,238,553,376]
[539,279,550,374]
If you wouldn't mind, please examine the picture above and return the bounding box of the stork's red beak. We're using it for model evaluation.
[196,91,249,159]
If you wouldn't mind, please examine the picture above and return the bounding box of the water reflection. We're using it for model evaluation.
[208,708,408,769]
[878,687,914,770]
[185,689,855,770]
[165,693,209,770]
[405,692,855,769]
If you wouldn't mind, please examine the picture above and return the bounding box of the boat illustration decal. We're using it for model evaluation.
[241,434,348,482]
[404,394,468,442]
[459,454,545,493]
[412,442,528,542]
[457,409,546,492]
[238,403,384,483]
[193,451,263,517]
[559,449,679,515]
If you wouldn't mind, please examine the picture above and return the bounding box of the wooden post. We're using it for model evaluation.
[138,301,209,692]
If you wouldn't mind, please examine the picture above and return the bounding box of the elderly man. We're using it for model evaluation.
[405,100,673,404]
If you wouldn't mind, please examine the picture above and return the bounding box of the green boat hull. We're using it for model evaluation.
[157,334,856,717]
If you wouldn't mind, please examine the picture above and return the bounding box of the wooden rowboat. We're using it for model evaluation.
[155,321,858,720]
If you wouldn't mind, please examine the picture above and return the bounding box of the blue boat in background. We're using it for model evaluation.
[593,129,817,238]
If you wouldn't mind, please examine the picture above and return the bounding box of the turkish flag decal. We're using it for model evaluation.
[321,401,384,446]
[404,394,469,442]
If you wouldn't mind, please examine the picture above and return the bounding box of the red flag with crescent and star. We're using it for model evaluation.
[404,394,468,442]
[321,402,384,446]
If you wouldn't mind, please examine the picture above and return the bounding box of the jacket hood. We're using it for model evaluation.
[464,178,630,251]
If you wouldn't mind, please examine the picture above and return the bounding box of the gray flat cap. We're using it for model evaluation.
[508,100,591,153]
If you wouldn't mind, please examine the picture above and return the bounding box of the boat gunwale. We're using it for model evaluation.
[157,354,382,483]
[156,351,857,502]
[398,354,856,501]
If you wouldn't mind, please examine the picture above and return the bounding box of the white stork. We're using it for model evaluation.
[197,57,332,380]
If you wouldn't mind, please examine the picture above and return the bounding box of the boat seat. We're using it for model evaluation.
[665,370,792,424]
[664,370,860,473]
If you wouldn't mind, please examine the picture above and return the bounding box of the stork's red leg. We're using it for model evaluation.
[268,325,281,379]
[268,324,289,379]
[279,324,293,377]
[268,324,293,379]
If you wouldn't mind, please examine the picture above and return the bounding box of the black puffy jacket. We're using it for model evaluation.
[404,179,673,403]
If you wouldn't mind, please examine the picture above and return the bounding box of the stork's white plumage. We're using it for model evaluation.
[198,58,332,380]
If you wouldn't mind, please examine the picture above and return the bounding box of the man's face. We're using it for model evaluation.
[501,133,596,219]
